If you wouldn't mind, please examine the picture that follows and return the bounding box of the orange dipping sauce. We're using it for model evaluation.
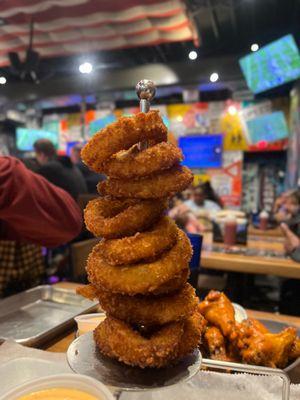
[17,388,100,400]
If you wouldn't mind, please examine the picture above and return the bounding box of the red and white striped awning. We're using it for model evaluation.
[0,0,197,66]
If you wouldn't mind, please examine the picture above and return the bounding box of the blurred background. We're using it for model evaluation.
[0,0,298,209]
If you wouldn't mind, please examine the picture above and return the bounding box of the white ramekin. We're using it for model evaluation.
[74,312,106,336]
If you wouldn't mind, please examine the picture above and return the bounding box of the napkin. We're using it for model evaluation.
[120,370,300,400]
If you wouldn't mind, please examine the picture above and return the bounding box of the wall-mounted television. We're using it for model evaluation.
[246,111,289,144]
[178,134,223,169]
[16,128,59,151]
[239,34,300,94]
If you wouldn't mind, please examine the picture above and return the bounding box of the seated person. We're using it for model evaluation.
[184,186,222,218]
[70,143,105,193]
[281,223,300,262]
[280,222,300,315]
[169,201,204,234]
[34,139,87,199]
[201,181,223,208]
[274,190,300,223]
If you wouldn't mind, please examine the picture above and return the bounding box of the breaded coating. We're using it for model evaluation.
[102,142,183,179]
[98,166,193,199]
[177,310,206,359]
[94,316,184,368]
[97,283,199,325]
[98,216,178,265]
[81,111,167,172]
[87,230,192,296]
[77,110,201,368]
[94,310,204,368]
[84,197,166,239]
[76,284,98,300]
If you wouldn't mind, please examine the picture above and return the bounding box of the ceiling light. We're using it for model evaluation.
[251,43,259,52]
[0,76,6,85]
[210,72,219,82]
[228,105,237,115]
[188,50,198,60]
[79,62,93,74]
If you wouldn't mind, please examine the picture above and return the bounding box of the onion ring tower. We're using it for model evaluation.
[79,80,204,369]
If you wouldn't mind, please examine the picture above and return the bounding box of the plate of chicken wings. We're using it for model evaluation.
[198,291,300,371]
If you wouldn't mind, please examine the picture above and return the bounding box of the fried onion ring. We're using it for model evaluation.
[81,111,167,173]
[151,268,190,295]
[94,310,204,368]
[98,166,193,199]
[76,284,98,301]
[97,283,199,325]
[101,142,183,179]
[177,310,206,359]
[84,197,166,239]
[98,217,178,265]
[87,229,192,295]
[94,316,183,368]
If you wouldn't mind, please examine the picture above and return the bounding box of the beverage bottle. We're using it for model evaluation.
[259,210,269,230]
[224,215,237,246]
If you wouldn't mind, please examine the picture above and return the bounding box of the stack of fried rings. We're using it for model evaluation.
[79,110,205,368]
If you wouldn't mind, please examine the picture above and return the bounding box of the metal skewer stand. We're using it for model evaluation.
[136,79,156,150]
[67,79,201,395]
[136,79,156,113]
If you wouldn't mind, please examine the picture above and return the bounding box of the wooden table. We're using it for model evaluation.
[201,232,300,279]
[248,225,283,237]
[46,282,300,353]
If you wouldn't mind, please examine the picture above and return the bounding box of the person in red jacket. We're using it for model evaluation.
[0,157,83,297]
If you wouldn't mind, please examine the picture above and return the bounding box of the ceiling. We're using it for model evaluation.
[0,0,196,66]
[0,0,299,104]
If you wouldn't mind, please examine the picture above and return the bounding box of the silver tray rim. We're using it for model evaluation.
[0,285,98,347]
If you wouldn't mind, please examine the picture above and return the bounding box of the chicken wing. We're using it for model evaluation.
[199,291,300,369]
[289,337,300,361]
[204,326,227,361]
[242,318,269,334]
[238,319,297,368]
[199,291,237,339]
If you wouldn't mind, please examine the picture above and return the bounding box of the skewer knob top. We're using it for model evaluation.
[136,79,156,101]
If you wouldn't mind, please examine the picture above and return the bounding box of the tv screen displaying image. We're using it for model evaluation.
[179,134,223,169]
[246,111,289,144]
[239,34,300,94]
[16,128,59,151]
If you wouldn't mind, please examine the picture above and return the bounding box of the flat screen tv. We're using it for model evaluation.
[246,111,289,144]
[178,134,223,169]
[16,128,59,151]
[239,34,300,94]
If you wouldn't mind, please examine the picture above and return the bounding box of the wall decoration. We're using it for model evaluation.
[207,151,243,208]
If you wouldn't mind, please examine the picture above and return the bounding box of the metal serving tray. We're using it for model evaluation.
[0,285,98,347]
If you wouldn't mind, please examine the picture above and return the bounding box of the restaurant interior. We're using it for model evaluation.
[1,0,300,399]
